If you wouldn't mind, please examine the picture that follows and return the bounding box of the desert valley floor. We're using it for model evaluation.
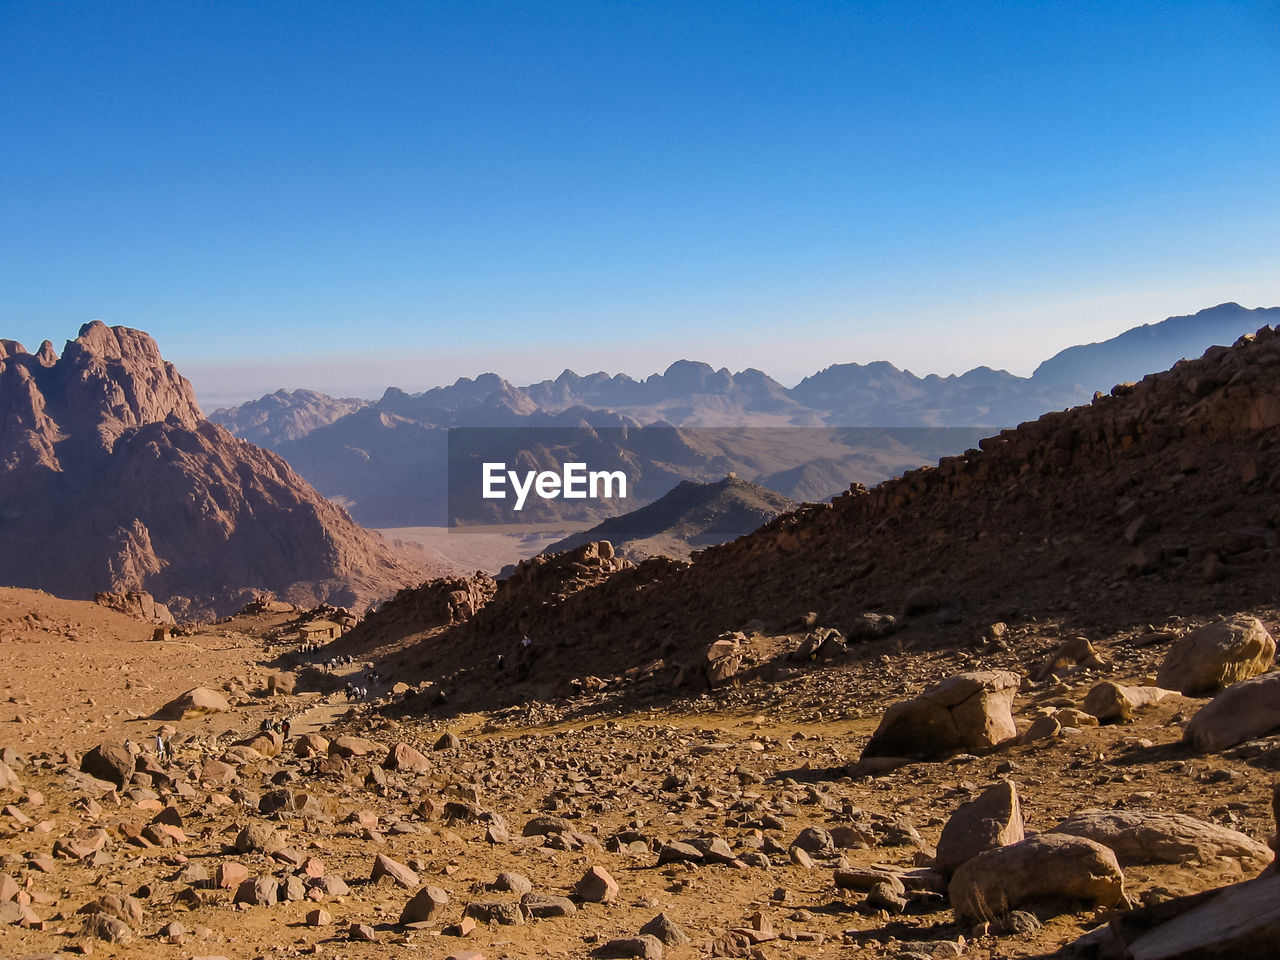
[1,585,1277,960]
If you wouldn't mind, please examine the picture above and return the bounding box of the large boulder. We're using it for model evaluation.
[235,731,283,758]
[329,735,382,759]
[935,780,1025,875]
[152,686,230,720]
[1049,809,1273,867]
[293,732,329,758]
[1083,681,1172,723]
[1183,671,1280,752]
[1157,616,1275,696]
[383,742,431,774]
[861,671,1020,759]
[79,742,135,788]
[1073,873,1280,960]
[949,834,1126,924]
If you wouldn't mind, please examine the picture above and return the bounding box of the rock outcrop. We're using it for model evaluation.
[0,323,428,617]
[1156,616,1275,696]
[949,834,1127,924]
[1049,809,1273,866]
[861,671,1020,759]
[1183,671,1280,752]
[935,780,1025,875]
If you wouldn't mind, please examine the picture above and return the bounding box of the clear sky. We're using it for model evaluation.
[2,1,1278,407]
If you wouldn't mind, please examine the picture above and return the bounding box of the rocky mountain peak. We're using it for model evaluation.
[0,323,429,617]
[57,322,202,449]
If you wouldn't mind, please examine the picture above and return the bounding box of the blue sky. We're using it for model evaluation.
[2,1,1278,407]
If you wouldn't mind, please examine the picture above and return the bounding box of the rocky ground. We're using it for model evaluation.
[2,586,1277,959]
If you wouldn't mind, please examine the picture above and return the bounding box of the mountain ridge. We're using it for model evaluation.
[208,303,1280,529]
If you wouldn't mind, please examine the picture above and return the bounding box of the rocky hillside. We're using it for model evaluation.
[349,323,1280,710]
[0,323,429,618]
[541,476,796,562]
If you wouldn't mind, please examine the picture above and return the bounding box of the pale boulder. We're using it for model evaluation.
[1049,809,1273,866]
[153,686,230,720]
[1183,671,1280,752]
[949,834,1126,924]
[1083,681,1171,723]
[862,671,1020,759]
[1157,616,1274,696]
[936,780,1025,875]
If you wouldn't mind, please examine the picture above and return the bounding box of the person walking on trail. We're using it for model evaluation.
[155,733,165,761]
[282,718,291,740]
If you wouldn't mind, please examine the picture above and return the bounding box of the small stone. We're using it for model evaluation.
[576,865,618,903]
[640,912,690,946]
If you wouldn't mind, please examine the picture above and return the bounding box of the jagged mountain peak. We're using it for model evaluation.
[0,323,427,617]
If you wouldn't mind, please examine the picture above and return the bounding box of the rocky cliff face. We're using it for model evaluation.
[0,323,428,618]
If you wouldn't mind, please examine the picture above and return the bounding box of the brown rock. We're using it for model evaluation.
[82,912,132,943]
[936,780,1025,875]
[575,865,618,903]
[79,742,134,789]
[1078,873,1280,959]
[329,735,382,759]
[233,876,279,906]
[153,687,230,720]
[1050,809,1274,866]
[1083,681,1172,723]
[1157,616,1275,696]
[293,732,329,758]
[640,912,690,946]
[1035,636,1105,681]
[949,834,1126,923]
[1184,671,1280,752]
[383,742,431,774]
[598,935,663,959]
[521,893,577,918]
[861,670,1020,759]
[199,758,237,783]
[1018,714,1061,744]
[266,672,295,696]
[215,861,249,890]
[434,731,462,751]
[463,900,524,925]
[400,884,449,924]
[371,852,419,888]
[235,823,286,856]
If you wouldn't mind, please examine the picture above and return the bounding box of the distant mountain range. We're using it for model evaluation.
[211,303,1280,528]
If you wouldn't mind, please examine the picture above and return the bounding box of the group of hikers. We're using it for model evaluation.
[320,653,357,672]
[260,716,292,739]
[124,735,175,763]
[495,635,537,681]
